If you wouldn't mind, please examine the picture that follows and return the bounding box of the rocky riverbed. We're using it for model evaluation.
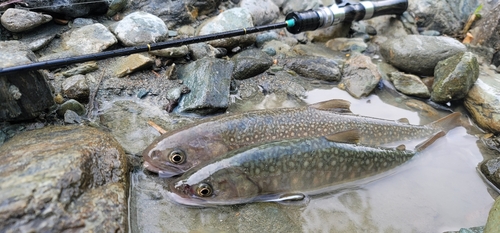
[1,0,500,232]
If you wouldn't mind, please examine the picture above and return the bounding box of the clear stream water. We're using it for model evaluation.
[129,86,495,233]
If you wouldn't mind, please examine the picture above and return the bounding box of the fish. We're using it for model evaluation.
[166,130,444,206]
[142,99,461,177]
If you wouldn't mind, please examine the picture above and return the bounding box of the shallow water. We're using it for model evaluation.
[129,87,495,233]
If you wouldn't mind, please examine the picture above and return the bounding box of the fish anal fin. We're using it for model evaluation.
[429,112,462,133]
[396,144,406,151]
[324,129,360,144]
[415,131,446,152]
[397,118,410,124]
[309,99,352,113]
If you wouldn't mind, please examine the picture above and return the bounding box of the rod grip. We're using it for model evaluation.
[285,10,321,34]
[371,0,408,18]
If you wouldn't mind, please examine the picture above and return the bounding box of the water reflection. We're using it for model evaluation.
[130,87,494,232]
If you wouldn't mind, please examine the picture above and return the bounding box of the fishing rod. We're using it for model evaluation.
[0,0,407,75]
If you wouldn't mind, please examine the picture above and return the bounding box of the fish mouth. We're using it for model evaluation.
[166,182,209,207]
[143,161,185,177]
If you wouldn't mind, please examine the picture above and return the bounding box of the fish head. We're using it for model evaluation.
[167,166,260,206]
[142,130,229,177]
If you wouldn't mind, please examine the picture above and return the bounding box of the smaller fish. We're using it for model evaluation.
[167,130,444,206]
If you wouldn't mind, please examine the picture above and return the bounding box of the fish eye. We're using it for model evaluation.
[196,183,213,197]
[168,150,186,164]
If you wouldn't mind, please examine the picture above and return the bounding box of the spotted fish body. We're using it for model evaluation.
[143,99,461,177]
[167,135,417,206]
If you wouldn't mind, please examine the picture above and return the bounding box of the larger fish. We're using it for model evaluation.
[143,99,461,177]
[167,130,443,206]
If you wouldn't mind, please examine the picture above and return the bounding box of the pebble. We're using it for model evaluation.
[113,53,154,78]
[62,75,90,102]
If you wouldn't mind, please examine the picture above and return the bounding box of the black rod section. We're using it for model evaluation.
[0,21,288,75]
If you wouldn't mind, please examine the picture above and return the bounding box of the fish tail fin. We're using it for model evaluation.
[415,131,446,152]
[428,112,462,133]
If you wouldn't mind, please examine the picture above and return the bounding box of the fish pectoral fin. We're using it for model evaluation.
[309,99,352,114]
[396,144,406,151]
[415,131,446,152]
[397,118,410,124]
[324,129,360,144]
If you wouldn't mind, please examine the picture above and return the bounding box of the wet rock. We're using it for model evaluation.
[366,16,408,39]
[62,74,90,102]
[470,4,500,52]
[57,99,86,116]
[61,61,99,77]
[110,12,168,46]
[256,31,279,48]
[341,53,381,98]
[431,52,479,103]
[197,8,256,49]
[188,43,226,60]
[305,23,351,43]
[389,72,430,98]
[127,0,220,29]
[21,0,108,17]
[285,56,342,82]
[54,23,117,58]
[464,72,500,134]
[0,125,128,232]
[409,0,479,35]
[445,226,485,233]
[0,8,52,33]
[262,40,291,55]
[292,44,345,62]
[405,99,440,119]
[325,38,368,53]
[165,85,190,112]
[379,35,467,76]
[485,196,500,233]
[239,0,280,26]
[64,109,82,124]
[149,45,189,58]
[113,53,154,78]
[176,58,234,115]
[232,49,273,80]
[0,41,55,121]
[480,158,500,190]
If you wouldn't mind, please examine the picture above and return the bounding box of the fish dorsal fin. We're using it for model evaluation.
[397,118,410,124]
[396,144,406,151]
[324,129,360,144]
[309,99,352,113]
[428,112,462,133]
[415,131,446,152]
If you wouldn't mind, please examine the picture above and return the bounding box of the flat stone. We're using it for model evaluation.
[341,53,381,98]
[0,8,52,32]
[113,53,154,78]
[197,8,256,48]
[464,71,500,134]
[62,74,90,102]
[390,71,430,98]
[149,45,189,58]
[60,23,117,56]
[379,35,466,76]
[432,52,479,103]
[110,11,168,46]
[176,58,234,115]
[285,56,342,81]
[0,125,128,232]
[61,61,99,77]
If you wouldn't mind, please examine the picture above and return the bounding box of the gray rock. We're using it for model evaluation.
[0,41,55,121]
[232,49,273,80]
[149,45,189,58]
[305,23,351,43]
[444,226,485,233]
[112,53,154,78]
[409,0,479,35]
[176,58,234,115]
[389,72,430,98]
[256,31,279,48]
[285,56,342,81]
[62,75,90,102]
[110,11,168,46]
[262,40,292,55]
[72,18,95,27]
[480,158,500,190]
[60,23,117,56]
[365,16,408,40]
[281,0,321,14]
[431,52,479,103]
[57,99,86,116]
[0,8,52,33]
[0,125,128,232]
[21,0,108,17]
[187,43,226,60]
[239,0,280,26]
[341,53,382,98]
[64,109,82,124]
[379,35,467,76]
[464,71,500,134]
[106,0,128,17]
[485,196,500,233]
[470,4,500,52]
[197,8,256,49]
[325,37,368,53]
[420,30,441,36]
